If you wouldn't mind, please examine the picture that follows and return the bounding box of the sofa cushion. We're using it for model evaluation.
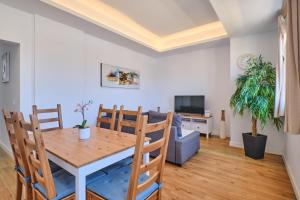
[105,112,120,119]
[180,129,196,139]
[148,111,182,137]
[105,111,146,133]
[87,165,159,200]
[99,117,113,129]
[123,114,137,121]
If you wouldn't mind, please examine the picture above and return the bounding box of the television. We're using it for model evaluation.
[175,95,205,114]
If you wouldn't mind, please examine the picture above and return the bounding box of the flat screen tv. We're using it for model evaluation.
[175,95,205,114]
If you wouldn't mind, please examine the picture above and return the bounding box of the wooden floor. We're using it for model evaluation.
[163,136,296,200]
[0,136,296,200]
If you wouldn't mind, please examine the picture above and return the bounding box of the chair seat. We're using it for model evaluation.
[102,157,133,174]
[87,165,159,200]
[16,159,61,176]
[34,169,106,200]
[87,170,107,185]
[34,169,75,200]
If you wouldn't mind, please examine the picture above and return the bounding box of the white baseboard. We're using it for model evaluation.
[0,140,13,157]
[229,140,283,155]
[283,155,300,200]
[229,140,243,148]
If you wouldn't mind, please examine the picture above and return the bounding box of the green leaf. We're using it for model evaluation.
[81,120,87,128]
[229,55,283,131]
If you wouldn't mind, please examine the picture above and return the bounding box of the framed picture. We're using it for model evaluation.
[2,52,10,83]
[101,63,140,89]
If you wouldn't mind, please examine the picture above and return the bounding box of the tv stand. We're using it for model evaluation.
[178,113,213,139]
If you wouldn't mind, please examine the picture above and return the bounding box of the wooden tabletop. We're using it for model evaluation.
[43,127,148,168]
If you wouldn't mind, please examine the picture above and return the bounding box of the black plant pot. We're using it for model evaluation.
[242,133,267,160]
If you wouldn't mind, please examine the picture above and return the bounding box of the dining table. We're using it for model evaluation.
[43,127,150,200]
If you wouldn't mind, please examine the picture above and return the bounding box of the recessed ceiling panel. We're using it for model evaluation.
[101,0,219,36]
[40,0,227,52]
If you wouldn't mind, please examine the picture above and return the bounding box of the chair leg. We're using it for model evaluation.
[16,177,22,200]
[25,184,33,200]
[146,190,160,200]
[158,189,162,200]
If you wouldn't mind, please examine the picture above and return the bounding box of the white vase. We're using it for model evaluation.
[219,110,226,139]
[79,127,91,140]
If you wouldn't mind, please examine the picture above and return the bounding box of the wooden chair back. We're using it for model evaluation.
[117,105,142,134]
[2,110,31,178]
[96,104,117,130]
[16,113,56,199]
[128,112,173,200]
[32,104,63,132]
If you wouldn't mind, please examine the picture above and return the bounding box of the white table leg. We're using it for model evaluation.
[75,171,86,200]
[143,152,150,164]
[143,152,150,175]
[143,141,150,175]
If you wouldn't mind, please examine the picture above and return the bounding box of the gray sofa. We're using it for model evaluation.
[102,110,200,165]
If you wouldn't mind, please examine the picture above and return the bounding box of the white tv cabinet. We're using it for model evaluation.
[178,113,213,139]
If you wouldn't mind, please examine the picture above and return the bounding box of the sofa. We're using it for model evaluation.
[102,110,200,165]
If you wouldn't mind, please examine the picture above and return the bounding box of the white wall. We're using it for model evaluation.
[34,15,159,128]
[0,3,34,155]
[0,2,286,155]
[0,3,34,117]
[0,1,299,197]
[157,44,231,136]
[83,34,160,125]
[284,135,300,199]
[0,3,159,150]
[0,41,20,154]
[229,31,285,155]
[34,16,85,127]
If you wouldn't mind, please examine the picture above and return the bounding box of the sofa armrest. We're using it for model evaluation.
[175,131,200,165]
[178,130,200,140]
[165,126,177,162]
[169,126,178,142]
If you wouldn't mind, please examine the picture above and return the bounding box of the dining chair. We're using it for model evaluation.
[117,105,142,134]
[32,104,63,132]
[96,104,117,130]
[2,110,32,200]
[14,113,76,200]
[32,104,63,172]
[87,112,174,200]
[100,105,143,175]
[14,112,107,200]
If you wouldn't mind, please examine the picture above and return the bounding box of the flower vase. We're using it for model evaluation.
[220,110,226,139]
[79,127,91,140]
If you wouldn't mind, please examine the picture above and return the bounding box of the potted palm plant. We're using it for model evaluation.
[230,55,282,159]
[74,100,93,140]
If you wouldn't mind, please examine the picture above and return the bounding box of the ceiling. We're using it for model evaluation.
[101,0,219,37]
[39,0,282,52]
[40,0,227,52]
[210,0,283,36]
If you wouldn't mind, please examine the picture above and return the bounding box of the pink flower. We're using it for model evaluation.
[74,100,93,121]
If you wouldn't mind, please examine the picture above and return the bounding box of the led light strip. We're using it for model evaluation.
[40,0,228,52]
